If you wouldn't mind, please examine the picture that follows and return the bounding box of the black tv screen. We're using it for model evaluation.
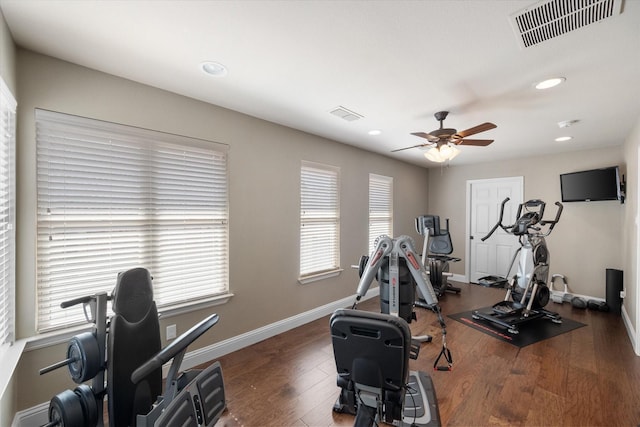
[560,166,621,202]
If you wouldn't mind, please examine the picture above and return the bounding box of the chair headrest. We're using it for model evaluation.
[112,267,154,323]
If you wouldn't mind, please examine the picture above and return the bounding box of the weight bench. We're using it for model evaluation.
[40,267,226,427]
[331,308,440,427]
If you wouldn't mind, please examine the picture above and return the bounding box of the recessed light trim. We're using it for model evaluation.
[535,77,565,90]
[201,61,228,77]
[368,129,382,136]
[555,136,573,142]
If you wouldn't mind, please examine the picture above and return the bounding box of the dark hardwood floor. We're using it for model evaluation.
[211,283,640,426]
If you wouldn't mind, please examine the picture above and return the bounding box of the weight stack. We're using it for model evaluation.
[606,268,623,315]
[379,257,415,323]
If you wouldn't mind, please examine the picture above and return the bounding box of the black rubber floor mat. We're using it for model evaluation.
[448,307,585,347]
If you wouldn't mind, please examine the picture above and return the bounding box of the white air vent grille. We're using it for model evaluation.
[329,106,363,122]
[510,0,622,48]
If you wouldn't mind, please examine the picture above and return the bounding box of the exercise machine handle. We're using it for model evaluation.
[60,293,112,309]
[131,313,219,384]
[481,197,510,242]
[60,295,93,309]
[540,201,563,231]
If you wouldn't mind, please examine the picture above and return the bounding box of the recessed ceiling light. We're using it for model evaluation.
[555,136,573,142]
[535,77,566,90]
[201,61,228,77]
[368,129,382,136]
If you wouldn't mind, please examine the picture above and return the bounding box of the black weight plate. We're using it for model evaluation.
[74,384,98,426]
[49,389,85,427]
[67,332,101,384]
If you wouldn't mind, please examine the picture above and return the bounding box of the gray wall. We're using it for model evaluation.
[0,8,15,92]
[13,49,430,410]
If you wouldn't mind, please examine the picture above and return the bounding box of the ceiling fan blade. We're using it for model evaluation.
[455,139,494,146]
[453,122,496,139]
[391,142,432,153]
[410,131,439,142]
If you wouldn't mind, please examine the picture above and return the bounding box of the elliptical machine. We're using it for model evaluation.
[472,198,563,334]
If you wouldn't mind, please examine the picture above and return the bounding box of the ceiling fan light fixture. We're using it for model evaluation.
[424,144,460,163]
[424,148,445,162]
[535,77,565,90]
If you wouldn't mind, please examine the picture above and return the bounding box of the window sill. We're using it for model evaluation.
[24,293,234,352]
[158,292,234,318]
[0,340,27,401]
[298,269,343,285]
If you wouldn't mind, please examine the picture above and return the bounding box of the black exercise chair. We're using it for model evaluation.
[415,215,461,297]
[40,267,226,427]
[331,309,440,427]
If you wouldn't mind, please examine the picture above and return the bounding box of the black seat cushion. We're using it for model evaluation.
[108,268,162,427]
[331,309,410,393]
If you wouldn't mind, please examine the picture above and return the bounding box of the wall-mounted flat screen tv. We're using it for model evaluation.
[560,166,621,202]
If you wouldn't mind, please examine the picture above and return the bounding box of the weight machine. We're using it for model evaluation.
[472,198,563,334]
[331,235,451,427]
[39,268,226,427]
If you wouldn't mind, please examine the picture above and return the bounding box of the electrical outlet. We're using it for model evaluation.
[166,324,177,340]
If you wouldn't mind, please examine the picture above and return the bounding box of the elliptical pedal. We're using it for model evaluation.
[491,301,520,316]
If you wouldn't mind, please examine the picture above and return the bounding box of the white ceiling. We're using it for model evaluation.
[1,0,639,167]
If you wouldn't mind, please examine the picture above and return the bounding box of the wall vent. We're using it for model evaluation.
[329,106,363,122]
[509,0,623,49]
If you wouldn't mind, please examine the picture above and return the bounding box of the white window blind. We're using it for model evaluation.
[299,161,340,279]
[368,174,393,253]
[36,109,229,332]
[0,79,16,346]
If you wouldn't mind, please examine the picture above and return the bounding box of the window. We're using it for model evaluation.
[0,79,16,346]
[368,174,393,253]
[36,110,229,332]
[299,161,340,282]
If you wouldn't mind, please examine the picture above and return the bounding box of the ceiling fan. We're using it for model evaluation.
[393,111,497,162]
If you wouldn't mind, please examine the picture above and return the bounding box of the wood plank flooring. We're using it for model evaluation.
[209,283,640,426]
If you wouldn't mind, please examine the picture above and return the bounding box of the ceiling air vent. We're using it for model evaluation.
[509,0,623,49]
[329,106,363,122]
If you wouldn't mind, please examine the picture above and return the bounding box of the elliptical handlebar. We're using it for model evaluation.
[482,198,563,241]
[481,197,510,242]
[540,201,563,234]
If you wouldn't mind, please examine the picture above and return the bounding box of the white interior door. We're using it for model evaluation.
[466,177,523,283]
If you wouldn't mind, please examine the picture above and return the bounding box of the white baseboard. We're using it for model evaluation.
[621,304,639,356]
[11,402,48,427]
[450,273,466,283]
[168,287,379,375]
[14,288,379,426]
